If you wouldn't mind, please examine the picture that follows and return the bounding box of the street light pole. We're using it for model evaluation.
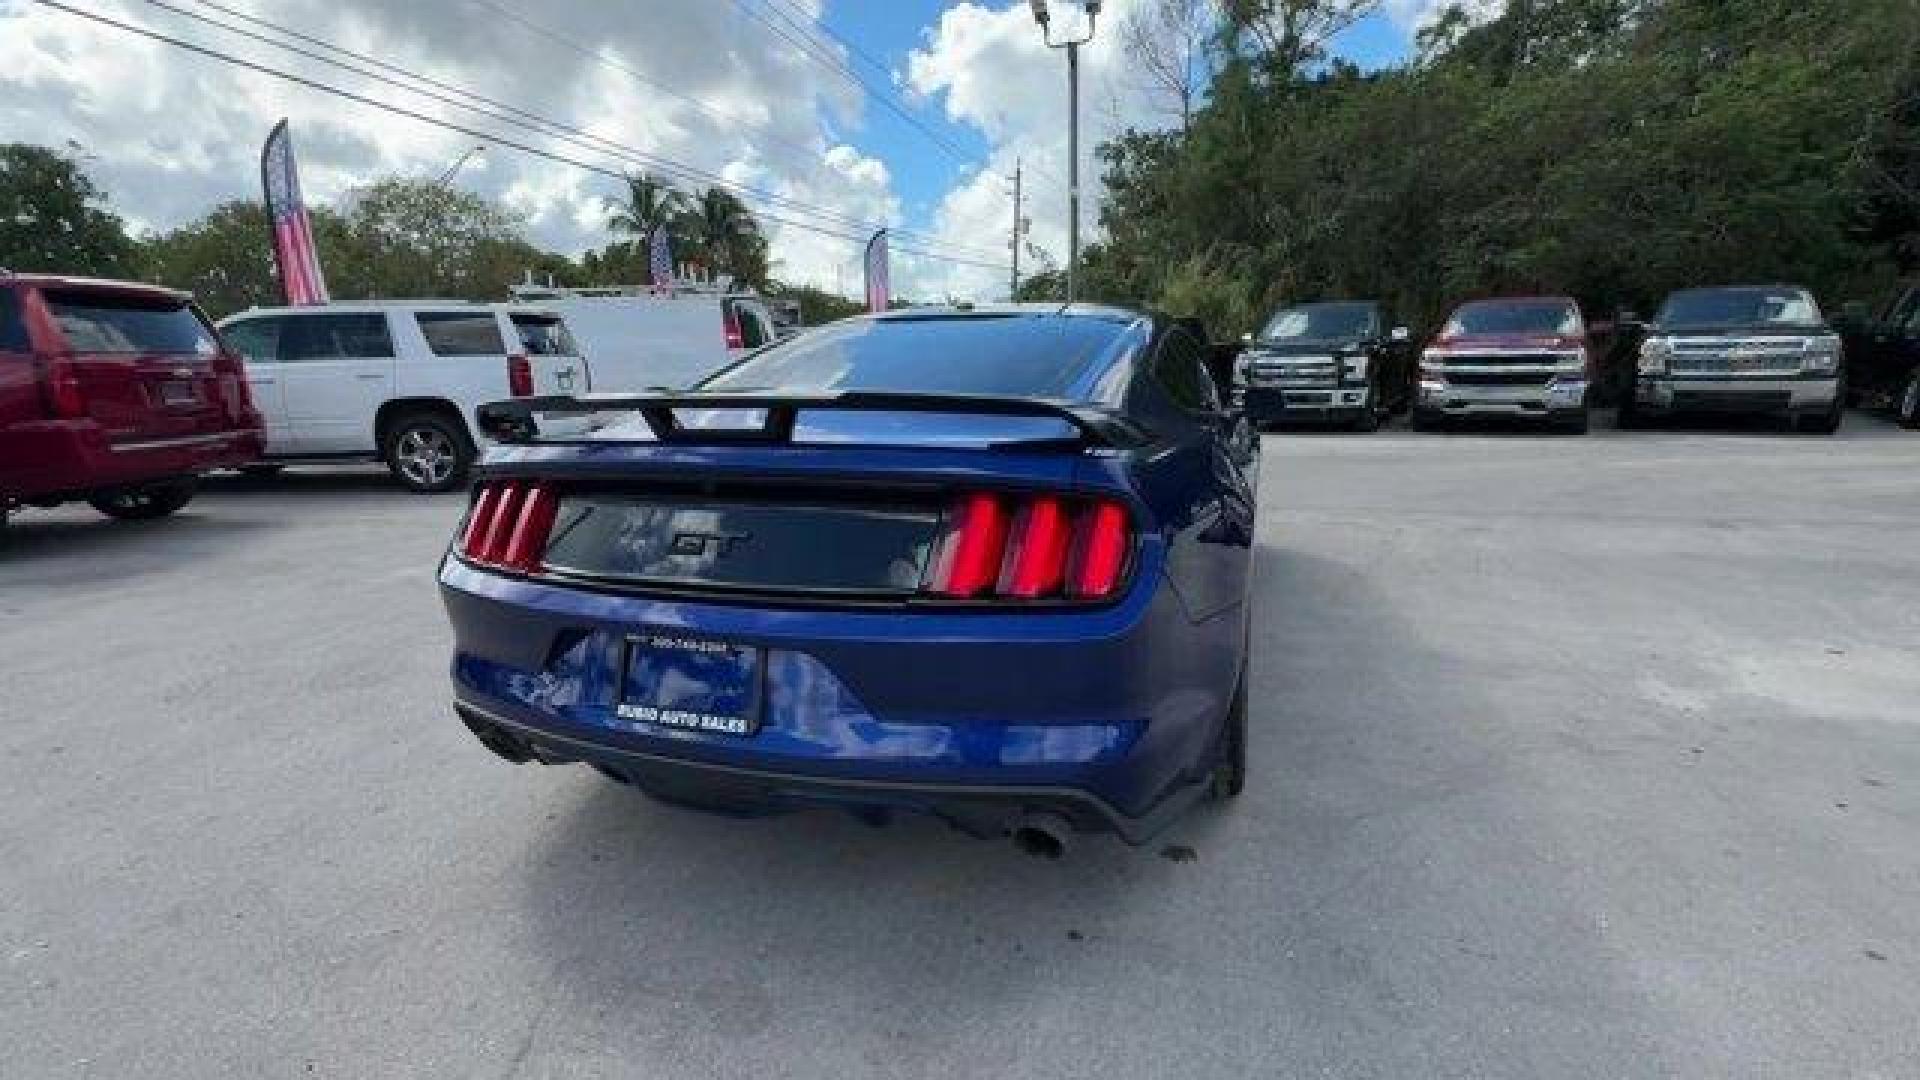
[1029,1,1100,305]
[436,144,486,189]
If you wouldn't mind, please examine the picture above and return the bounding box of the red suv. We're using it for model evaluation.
[0,273,264,527]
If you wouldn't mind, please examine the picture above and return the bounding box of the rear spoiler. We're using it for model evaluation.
[476,391,1151,449]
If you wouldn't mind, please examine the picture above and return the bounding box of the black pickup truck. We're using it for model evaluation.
[1838,282,1920,428]
[1233,301,1414,431]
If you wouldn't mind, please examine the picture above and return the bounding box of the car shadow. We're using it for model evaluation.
[0,509,277,567]
[504,544,1672,1073]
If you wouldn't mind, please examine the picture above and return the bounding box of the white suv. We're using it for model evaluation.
[218,303,588,492]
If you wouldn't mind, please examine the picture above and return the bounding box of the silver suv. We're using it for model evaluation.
[1624,285,1844,433]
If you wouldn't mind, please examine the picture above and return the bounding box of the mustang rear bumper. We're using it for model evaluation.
[438,555,1241,844]
[455,698,1206,844]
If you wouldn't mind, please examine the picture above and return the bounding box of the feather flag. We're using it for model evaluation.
[260,119,329,306]
[864,229,890,313]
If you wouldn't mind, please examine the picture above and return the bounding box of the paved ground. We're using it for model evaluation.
[3,412,1917,1079]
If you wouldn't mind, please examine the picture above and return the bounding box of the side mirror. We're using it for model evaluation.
[1390,326,1410,342]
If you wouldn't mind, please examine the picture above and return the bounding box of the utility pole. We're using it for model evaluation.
[1028,2,1100,304]
[1066,41,1079,304]
[1010,159,1023,301]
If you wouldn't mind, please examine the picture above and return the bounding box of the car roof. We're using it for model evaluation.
[222,302,562,322]
[1,272,190,303]
[1455,295,1578,307]
[864,302,1148,326]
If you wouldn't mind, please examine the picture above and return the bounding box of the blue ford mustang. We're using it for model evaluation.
[439,305,1258,852]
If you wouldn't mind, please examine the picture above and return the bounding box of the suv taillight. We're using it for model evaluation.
[926,492,1133,602]
[723,308,745,350]
[42,354,87,419]
[507,353,534,397]
[458,480,558,574]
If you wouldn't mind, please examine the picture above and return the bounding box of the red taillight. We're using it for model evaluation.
[999,496,1071,598]
[723,308,745,350]
[459,480,559,574]
[1067,501,1130,599]
[929,493,1008,598]
[928,492,1131,603]
[43,354,86,419]
[501,484,558,572]
[507,353,534,397]
[459,484,502,558]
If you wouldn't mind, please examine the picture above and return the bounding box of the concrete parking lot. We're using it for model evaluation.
[3,413,1917,1079]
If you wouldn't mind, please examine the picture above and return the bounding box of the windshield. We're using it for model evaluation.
[698,314,1131,399]
[1260,303,1376,341]
[1657,287,1822,330]
[1443,300,1580,337]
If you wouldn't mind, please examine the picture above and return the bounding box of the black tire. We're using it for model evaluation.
[1615,398,1642,429]
[1559,409,1590,435]
[1410,408,1442,432]
[383,411,473,493]
[1211,661,1248,801]
[1795,406,1844,435]
[88,479,196,521]
[1351,393,1381,433]
[1898,372,1920,430]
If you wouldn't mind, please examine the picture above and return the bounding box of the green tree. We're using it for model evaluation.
[138,199,352,319]
[0,143,137,276]
[330,177,539,301]
[681,187,768,288]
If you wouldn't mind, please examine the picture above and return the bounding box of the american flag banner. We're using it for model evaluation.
[864,229,890,313]
[648,226,674,292]
[260,119,329,306]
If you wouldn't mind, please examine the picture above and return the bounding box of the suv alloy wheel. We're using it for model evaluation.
[385,412,473,494]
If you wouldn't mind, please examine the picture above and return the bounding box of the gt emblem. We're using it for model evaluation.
[672,531,751,558]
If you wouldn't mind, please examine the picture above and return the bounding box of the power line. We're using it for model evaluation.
[29,0,1009,273]
[138,0,1007,261]
[732,0,1008,187]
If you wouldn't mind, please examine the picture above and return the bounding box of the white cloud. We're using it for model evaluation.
[903,0,1172,302]
[1381,0,1503,32]
[0,0,894,293]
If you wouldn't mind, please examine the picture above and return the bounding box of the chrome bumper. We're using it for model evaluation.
[1636,376,1837,412]
[1419,380,1586,414]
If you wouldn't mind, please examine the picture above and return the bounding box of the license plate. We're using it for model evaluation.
[616,634,762,736]
[159,380,198,406]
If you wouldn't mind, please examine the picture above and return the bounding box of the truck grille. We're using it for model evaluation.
[1251,359,1339,387]
[1669,340,1804,375]
[1444,370,1554,387]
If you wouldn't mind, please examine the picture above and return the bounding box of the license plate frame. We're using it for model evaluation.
[158,380,199,407]
[615,632,764,736]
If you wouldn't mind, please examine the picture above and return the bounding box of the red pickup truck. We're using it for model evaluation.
[1,273,264,528]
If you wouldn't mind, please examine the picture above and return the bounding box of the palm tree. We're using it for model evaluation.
[681,187,763,284]
[605,171,687,254]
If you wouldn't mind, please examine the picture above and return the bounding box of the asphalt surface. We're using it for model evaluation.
[4,412,1918,1079]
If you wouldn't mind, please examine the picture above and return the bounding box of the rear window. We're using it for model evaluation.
[0,288,26,352]
[1444,301,1581,337]
[510,313,578,356]
[44,291,217,355]
[700,315,1131,398]
[416,311,505,356]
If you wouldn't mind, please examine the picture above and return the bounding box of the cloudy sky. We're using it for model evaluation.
[2,0,1463,301]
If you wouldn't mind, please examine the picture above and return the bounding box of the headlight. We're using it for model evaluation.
[1803,338,1840,374]
[1638,337,1671,374]
[1343,355,1370,382]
